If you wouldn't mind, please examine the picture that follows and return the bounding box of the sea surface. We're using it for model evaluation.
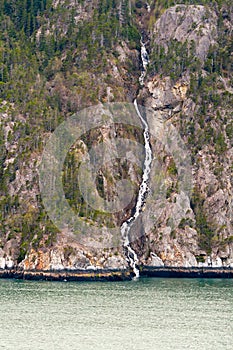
[0,278,232,350]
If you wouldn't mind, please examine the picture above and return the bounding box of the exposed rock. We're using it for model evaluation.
[0,248,15,269]
[151,5,218,61]
[103,255,127,269]
[0,1,232,273]
[138,3,233,268]
[150,252,164,267]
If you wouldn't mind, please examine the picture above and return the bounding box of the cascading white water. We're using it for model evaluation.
[139,40,149,86]
[121,40,152,279]
[146,2,151,13]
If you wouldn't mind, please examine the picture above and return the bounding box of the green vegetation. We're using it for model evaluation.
[167,159,178,176]
[152,0,232,10]
[0,0,142,261]
[191,188,215,254]
[178,218,194,229]
[148,0,232,185]
[149,40,201,81]
[0,0,232,264]
[62,131,140,229]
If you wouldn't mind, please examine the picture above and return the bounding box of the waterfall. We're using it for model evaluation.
[139,40,149,86]
[146,3,151,13]
[121,40,152,279]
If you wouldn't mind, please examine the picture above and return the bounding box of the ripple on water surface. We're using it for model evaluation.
[0,278,232,350]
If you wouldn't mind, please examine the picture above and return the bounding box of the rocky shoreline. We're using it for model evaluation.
[141,266,233,279]
[0,266,232,282]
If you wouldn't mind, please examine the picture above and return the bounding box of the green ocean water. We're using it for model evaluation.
[0,278,232,350]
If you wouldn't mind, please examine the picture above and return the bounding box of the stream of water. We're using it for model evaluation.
[120,40,152,278]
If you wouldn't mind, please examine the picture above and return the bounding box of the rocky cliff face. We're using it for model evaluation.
[152,4,218,61]
[0,0,141,270]
[0,0,232,271]
[138,2,233,268]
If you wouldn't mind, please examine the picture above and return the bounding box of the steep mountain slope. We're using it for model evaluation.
[0,0,142,269]
[0,0,232,271]
[137,1,233,267]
